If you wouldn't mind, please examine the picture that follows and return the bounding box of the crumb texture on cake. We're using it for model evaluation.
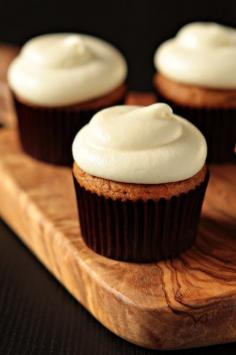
[73,163,207,201]
[155,73,236,109]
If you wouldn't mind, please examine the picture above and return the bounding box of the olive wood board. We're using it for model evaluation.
[0,129,235,350]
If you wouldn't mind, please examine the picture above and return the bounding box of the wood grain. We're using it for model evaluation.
[0,129,235,350]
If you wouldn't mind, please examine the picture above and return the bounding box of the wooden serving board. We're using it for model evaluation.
[0,129,235,350]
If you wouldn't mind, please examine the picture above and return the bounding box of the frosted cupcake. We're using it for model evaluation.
[154,22,236,163]
[72,103,208,262]
[8,34,127,165]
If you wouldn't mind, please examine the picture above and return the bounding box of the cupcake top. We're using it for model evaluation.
[8,33,127,107]
[72,103,207,184]
[154,22,236,89]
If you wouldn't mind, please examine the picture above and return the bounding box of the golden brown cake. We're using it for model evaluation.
[14,83,126,111]
[73,162,207,201]
[154,73,236,109]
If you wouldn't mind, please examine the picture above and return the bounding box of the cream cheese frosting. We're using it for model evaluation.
[154,22,236,89]
[8,33,127,107]
[72,103,207,184]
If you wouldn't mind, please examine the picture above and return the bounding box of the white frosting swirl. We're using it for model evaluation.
[72,103,207,184]
[8,33,127,106]
[154,22,236,88]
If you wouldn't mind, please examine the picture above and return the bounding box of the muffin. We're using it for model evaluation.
[8,34,127,165]
[72,103,208,262]
[154,22,236,163]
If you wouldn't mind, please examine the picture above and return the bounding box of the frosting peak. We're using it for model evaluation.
[177,22,236,49]
[8,33,127,106]
[154,22,236,88]
[22,34,93,69]
[72,104,207,184]
[90,104,182,150]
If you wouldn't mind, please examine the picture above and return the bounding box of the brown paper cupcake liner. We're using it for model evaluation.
[156,93,236,164]
[13,95,125,166]
[73,172,209,262]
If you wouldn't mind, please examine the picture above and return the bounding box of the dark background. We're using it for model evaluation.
[0,0,236,90]
[1,1,236,354]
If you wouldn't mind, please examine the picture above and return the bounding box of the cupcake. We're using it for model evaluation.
[72,103,208,262]
[8,34,127,165]
[153,22,236,163]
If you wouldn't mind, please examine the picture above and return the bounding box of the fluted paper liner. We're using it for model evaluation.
[13,95,125,166]
[156,93,236,164]
[73,172,209,262]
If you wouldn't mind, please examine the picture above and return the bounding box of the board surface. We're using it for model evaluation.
[0,129,235,350]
